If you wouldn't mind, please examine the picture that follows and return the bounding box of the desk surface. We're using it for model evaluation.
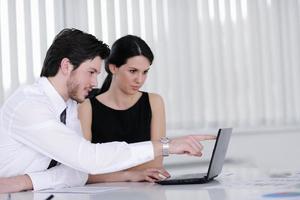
[1,168,300,200]
[2,130,300,200]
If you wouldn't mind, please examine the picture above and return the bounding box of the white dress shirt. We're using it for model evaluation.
[0,77,154,190]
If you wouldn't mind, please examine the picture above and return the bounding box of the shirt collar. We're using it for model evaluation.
[37,77,69,116]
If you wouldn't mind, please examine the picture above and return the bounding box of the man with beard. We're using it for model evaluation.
[0,28,215,193]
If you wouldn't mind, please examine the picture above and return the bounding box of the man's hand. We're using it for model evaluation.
[169,135,216,156]
[0,175,33,193]
[152,135,216,157]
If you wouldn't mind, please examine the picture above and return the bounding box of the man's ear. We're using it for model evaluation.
[108,64,117,74]
[60,58,73,75]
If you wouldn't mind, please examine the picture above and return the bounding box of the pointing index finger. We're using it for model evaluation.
[193,135,216,141]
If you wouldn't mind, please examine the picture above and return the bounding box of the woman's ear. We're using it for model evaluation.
[108,64,117,74]
[60,58,73,75]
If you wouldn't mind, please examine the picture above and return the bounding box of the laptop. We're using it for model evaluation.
[156,128,232,185]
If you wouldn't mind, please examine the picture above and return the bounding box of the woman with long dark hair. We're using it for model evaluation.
[78,35,170,183]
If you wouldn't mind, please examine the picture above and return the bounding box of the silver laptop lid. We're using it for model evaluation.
[206,128,232,180]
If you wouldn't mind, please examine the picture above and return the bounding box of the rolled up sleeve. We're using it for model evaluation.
[27,164,88,191]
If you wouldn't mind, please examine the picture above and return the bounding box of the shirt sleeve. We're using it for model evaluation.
[7,99,154,174]
[27,164,88,191]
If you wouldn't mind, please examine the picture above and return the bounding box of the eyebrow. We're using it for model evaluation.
[90,67,100,74]
[128,67,150,71]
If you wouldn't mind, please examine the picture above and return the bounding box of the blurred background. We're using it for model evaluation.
[1,0,300,169]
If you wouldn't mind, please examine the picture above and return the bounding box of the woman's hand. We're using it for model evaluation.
[124,168,170,183]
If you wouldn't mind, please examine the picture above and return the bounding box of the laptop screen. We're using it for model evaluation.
[206,128,232,180]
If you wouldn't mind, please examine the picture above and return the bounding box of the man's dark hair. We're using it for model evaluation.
[40,28,110,77]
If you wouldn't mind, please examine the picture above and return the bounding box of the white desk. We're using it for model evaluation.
[1,167,299,200]
[1,130,300,200]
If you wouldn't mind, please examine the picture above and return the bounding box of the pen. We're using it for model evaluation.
[45,194,54,200]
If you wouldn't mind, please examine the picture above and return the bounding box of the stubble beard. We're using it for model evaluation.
[67,78,84,103]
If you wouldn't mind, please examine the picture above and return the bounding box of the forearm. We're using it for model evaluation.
[152,141,163,158]
[28,164,88,191]
[87,165,168,184]
[87,157,164,184]
[12,116,154,174]
[129,157,163,171]
[87,171,130,183]
[21,175,33,191]
[0,175,33,194]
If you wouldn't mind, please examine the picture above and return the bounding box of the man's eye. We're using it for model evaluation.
[129,70,136,73]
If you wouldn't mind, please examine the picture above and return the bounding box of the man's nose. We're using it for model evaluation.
[91,75,98,87]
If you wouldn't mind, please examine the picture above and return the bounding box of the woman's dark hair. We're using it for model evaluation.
[99,35,154,94]
[40,28,110,77]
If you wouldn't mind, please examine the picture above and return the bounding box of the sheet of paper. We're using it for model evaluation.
[204,170,300,190]
[36,186,126,194]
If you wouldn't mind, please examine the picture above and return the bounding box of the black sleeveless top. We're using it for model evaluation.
[89,92,152,144]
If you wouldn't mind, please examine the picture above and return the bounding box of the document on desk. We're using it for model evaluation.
[204,170,300,190]
[36,186,126,194]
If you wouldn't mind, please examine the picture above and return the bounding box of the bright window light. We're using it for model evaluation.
[114,0,121,39]
[0,0,12,92]
[219,0,226,24]
[208,0,215,20]
[230,0,237,23]
[151,0,158,42]
[241,0,248,20]
[31,0,42,78]
[87,0,95,35]
[196,1,204,23]
[45,0,55,48]
[16,0,27,84]
[140,0,146,39]
[126,0,133,34]
[101,0,108,42]
[162,0,169,36]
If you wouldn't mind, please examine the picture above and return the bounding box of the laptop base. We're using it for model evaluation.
[156,177,210,185]
[156,128,232,186]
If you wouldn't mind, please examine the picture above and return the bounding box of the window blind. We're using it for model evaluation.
[1,0,299,131]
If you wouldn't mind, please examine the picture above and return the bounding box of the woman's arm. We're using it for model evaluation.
[78,94,169,183]
[130,93,166,170]
[78,99,93,140]
[87,168,169,183]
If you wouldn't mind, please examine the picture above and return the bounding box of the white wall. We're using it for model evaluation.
[1,0,300,132]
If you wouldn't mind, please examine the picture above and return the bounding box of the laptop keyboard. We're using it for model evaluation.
[156,172,209,185]
[171,172,207,179]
